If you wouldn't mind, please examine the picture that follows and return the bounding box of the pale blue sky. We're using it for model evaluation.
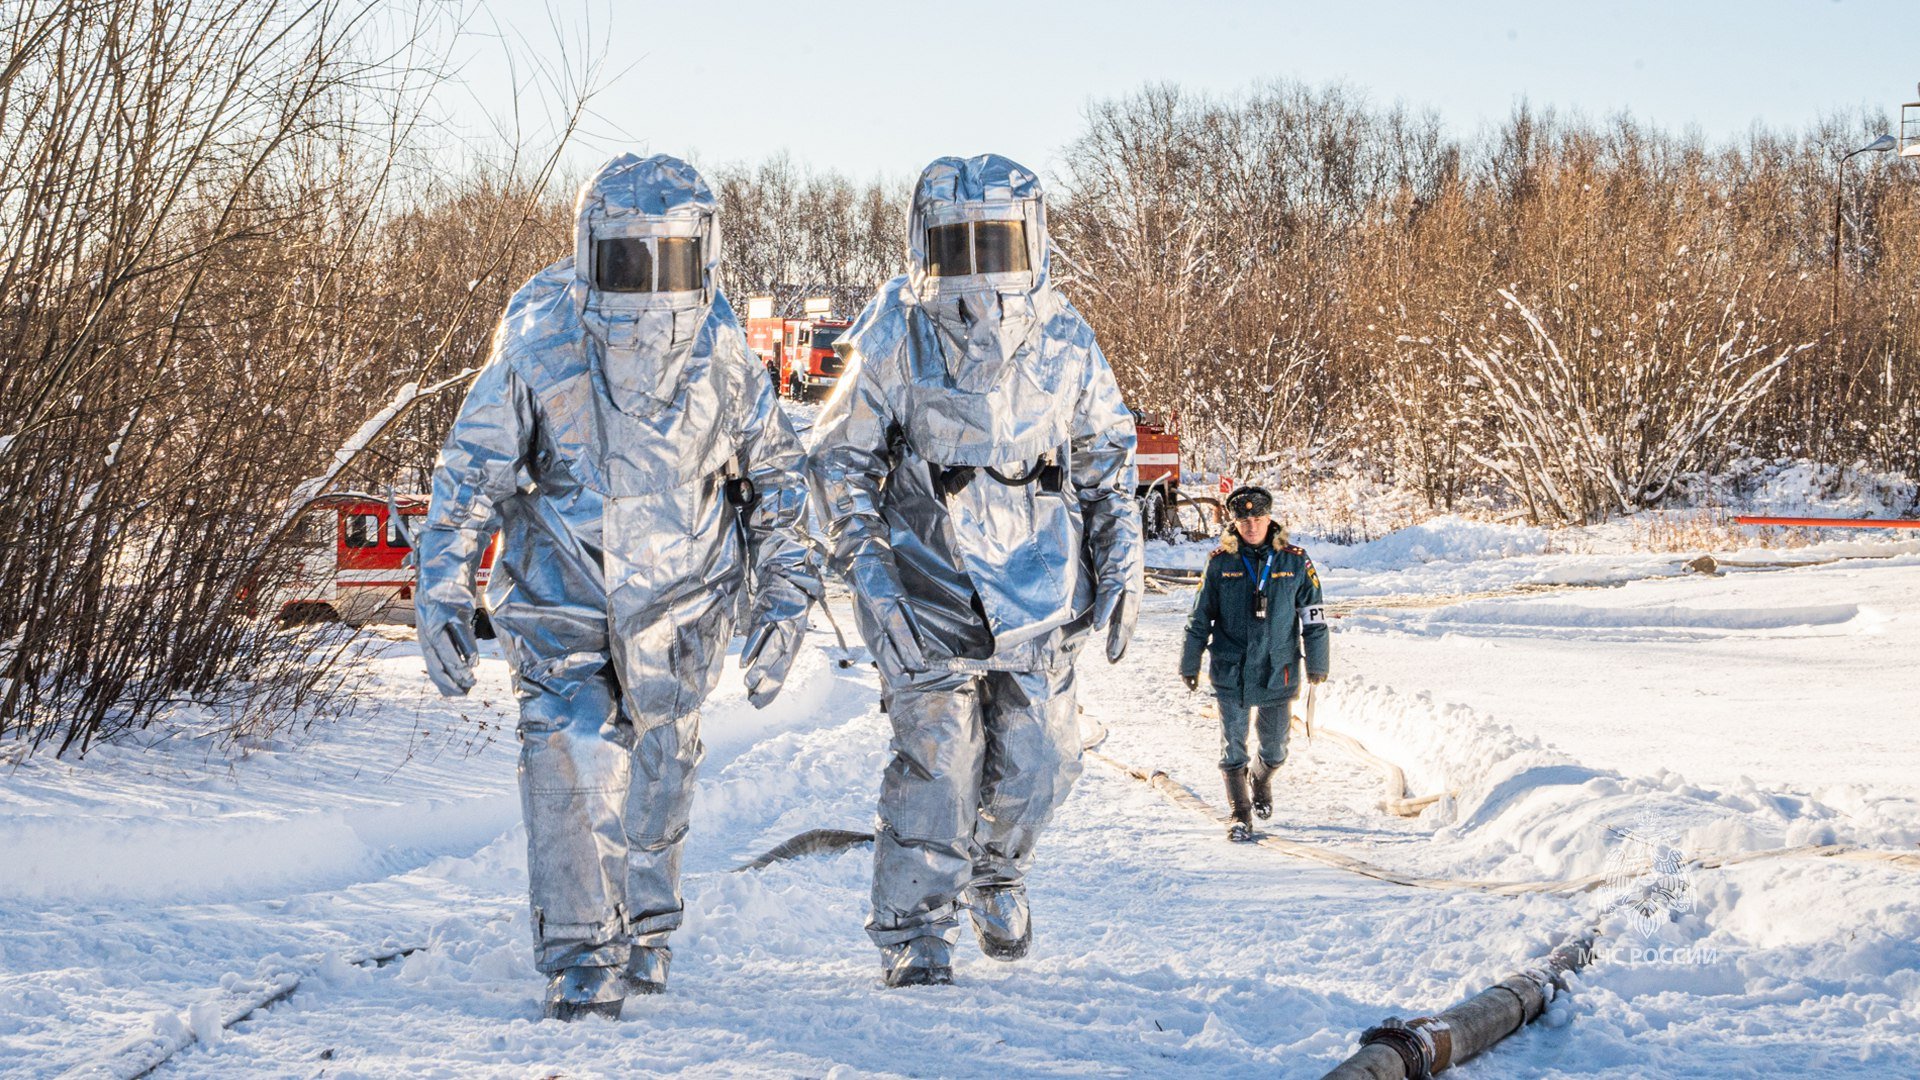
[444,0,1920,183]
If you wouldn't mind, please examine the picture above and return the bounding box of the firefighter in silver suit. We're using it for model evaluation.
[809,153,1143,988]
[414,154,819,1020]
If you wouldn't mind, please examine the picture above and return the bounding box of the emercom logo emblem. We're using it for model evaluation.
[1599,825,1697,938]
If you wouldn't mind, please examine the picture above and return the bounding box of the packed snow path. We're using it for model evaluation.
[5,541,1920,1076]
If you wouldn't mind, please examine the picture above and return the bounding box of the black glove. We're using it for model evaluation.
[1182,673,1198,692]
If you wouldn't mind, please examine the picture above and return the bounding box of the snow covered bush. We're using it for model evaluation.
[1460,289,1809,523]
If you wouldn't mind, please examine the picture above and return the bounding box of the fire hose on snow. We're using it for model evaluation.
[1319,937,1596,1080]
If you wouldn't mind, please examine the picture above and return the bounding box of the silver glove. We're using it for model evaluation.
[847,556,926,675]
[419,611,477,696]
[741,611,807,708]
[414,526,486,697]
[1092,585,1139,663]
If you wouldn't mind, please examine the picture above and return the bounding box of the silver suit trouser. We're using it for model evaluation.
[867,666,1082,946]
[517,667,703,974]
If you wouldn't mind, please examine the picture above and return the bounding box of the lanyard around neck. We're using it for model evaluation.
[1239,548,1274,593]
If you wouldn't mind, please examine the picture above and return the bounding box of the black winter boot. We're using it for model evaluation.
[1222,766,1254,842]
[1250,759,1277,820]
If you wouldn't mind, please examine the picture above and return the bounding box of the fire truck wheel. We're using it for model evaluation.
[278,602,340,627]
[1140,490,1168,540]
[472,608,496,641]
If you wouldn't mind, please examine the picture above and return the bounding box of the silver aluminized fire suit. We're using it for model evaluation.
[809,154,1143,965]
[415,154,818,1003]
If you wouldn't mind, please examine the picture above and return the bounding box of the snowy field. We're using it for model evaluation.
[4,517,1920,1077]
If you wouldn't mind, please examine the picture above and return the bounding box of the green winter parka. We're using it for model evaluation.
[1179,523,1330,707]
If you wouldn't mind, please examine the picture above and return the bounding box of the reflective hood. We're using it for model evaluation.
[571,153,719,416]
[908,154,1050,392]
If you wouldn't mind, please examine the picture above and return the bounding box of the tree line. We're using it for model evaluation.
[1050,83,1917,523]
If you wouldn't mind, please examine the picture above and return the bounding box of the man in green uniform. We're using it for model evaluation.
[1179,486,1330,841]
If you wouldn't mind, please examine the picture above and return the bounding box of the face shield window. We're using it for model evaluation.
[926,223,973,277]
[594,238,652,292]
[655,236,703,292]
[971,220,1030,274]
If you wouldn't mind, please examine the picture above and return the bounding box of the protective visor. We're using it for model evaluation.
[593,236,703,292]
[925,220,1030,277]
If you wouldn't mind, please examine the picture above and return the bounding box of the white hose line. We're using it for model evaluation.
[1308,721,1450,817]
[64,944,421,1080]
[1288,695,1454,818]
[1083,743,1609,895]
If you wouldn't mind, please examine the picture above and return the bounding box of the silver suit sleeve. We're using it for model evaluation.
[418,358,534,634]
[808,345,906,594]
[807,344,930,675]
[1072,340,1145,655]
[740,366,822,610]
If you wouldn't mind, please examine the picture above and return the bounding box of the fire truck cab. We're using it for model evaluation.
[277,494,496,628]
[745,296,850,402]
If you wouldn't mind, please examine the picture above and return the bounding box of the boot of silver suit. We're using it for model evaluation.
[545,965,627,1021]
[624,944,670,995]
[881,937,954,988]
[967,882,1032,961]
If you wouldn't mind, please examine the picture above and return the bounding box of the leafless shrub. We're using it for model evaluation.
[710,154,908,317]
[0,0,585,755]
[1461,289,1809,523]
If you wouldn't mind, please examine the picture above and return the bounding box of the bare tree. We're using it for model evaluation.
[0,0,588,755]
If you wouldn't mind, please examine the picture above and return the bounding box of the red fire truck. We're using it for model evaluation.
[1133,411,1182,538]
[277,493,497,628]
[745,296,850,401]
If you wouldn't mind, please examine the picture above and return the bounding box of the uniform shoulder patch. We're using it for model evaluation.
[1283,544,1306,556]
[1210,546,1232,559]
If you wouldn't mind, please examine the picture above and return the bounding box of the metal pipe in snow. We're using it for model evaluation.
[1733,515,1920,529]
[1320,937,1595,1080]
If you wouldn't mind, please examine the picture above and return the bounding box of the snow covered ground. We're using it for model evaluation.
[4,516,1919,1077]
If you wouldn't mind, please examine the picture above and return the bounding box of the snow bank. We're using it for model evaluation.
[0,793,520,903]
[1320,680,1917,884]
[1322,515,1551,571]
[1720,458,1918,520]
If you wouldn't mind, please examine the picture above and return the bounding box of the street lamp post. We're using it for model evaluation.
[1831,134,1898,347]
[1818,133,1900,456]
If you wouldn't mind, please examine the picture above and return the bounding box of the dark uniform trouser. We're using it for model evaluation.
[867,665,1083,946]
[517,667,704,974]
[1217,695,1291,771]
